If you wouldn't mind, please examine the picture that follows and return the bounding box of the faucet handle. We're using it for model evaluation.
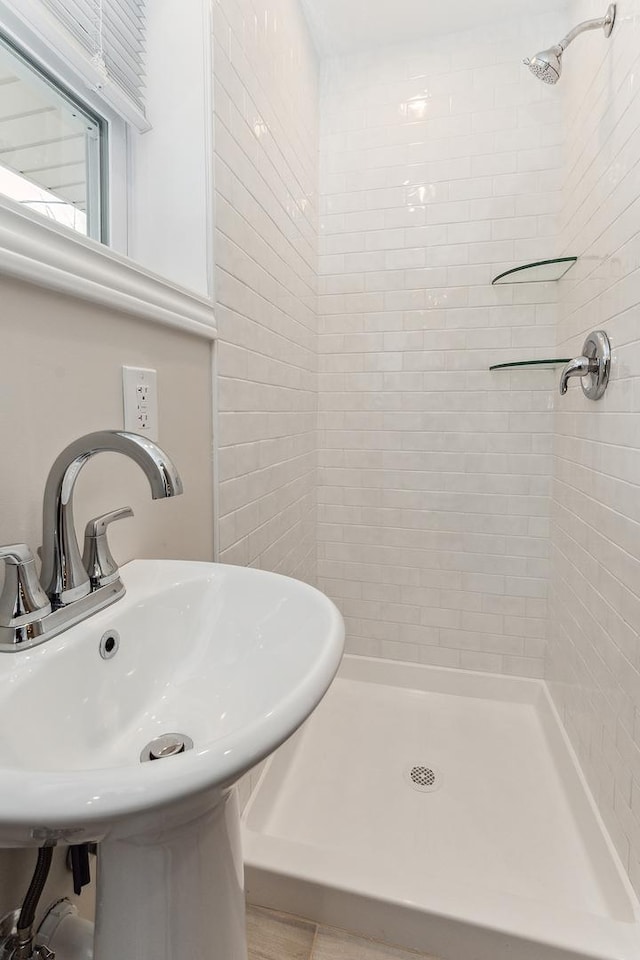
[0,544,52,641]
[84,507,134,538]
[0,543,37,565]
[82,508,134,590]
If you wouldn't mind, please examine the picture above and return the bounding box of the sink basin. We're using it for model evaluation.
[0,559,344,846]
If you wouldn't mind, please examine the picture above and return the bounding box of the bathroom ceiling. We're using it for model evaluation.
[301,0,568,56]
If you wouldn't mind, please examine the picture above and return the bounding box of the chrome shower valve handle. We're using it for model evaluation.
[559,356,596,394]
[559,330,611,400]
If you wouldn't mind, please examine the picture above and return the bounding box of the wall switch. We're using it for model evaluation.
[122,366,159,441]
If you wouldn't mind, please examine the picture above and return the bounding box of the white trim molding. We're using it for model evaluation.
[0,198,217,339]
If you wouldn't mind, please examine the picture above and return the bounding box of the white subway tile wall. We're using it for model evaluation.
[317,13,567,675]
[213,0,640,903]
[214,0,319,582]
[546,0,640,896]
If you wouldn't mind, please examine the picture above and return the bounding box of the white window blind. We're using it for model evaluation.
[41,0,145,115]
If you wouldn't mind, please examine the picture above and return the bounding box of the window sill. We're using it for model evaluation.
[0,198,216,340]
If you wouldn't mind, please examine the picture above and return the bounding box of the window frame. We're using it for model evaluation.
[0,0,131,249]
[0,0,216,339]
[0,29,107,242]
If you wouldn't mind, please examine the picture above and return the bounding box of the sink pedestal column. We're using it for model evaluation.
[94,788,247,960]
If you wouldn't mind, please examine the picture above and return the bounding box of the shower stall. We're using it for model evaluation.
[211,0,640,957]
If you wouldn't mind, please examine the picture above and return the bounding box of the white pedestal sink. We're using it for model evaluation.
[0,560,344,960]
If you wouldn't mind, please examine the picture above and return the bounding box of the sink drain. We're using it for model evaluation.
[140,733,194,763]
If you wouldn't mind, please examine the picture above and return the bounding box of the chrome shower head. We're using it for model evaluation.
[524,4,616,84]
[524,46,563,85]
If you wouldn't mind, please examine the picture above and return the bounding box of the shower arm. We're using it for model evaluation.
[558,8,615,51]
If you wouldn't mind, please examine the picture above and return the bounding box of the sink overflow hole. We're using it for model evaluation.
[99,630,120,660]
[140,733,194,763]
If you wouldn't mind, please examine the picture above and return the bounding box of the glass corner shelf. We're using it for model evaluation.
[489,358,570,372]
[491,257,577,285]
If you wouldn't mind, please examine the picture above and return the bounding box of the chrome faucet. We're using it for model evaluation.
[40,431,183,607]
[0,431,183,651]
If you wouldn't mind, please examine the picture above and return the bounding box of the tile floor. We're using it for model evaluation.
[246,905,438,960]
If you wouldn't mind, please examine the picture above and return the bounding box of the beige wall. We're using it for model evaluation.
[0,276,214,915]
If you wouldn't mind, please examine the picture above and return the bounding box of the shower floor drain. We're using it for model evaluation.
[405,763,441,793]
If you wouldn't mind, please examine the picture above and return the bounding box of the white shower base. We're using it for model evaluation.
[242,655,640,960]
